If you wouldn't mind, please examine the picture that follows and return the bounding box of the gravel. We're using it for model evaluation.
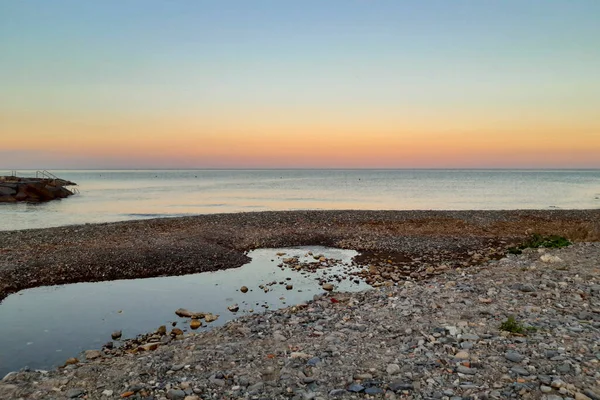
[1,209,599,301]
[1,236,599,399]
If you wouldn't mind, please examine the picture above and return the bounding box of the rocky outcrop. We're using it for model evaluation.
[0,176,77,203]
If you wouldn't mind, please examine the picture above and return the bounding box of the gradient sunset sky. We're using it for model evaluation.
[1,1,599,169]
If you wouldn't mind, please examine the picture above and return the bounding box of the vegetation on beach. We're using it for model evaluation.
[507,233,571,255]
[499,315,537,334]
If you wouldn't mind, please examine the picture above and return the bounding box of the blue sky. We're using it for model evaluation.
[1,1,599,168]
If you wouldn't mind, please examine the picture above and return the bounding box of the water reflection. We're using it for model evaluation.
[0,246,367,377]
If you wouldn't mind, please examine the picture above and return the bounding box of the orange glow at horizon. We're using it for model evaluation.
[2,108,599,168]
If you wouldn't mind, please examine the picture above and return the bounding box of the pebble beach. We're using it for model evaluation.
[0,209,599,399]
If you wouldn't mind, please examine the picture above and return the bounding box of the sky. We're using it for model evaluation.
[1,1,599,169]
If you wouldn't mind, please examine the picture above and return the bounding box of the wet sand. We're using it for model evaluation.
[1,209,599,301]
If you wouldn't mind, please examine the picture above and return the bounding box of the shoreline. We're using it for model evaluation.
[1,209,599,302]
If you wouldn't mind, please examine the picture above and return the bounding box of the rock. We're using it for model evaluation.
[227,304,239,312]
[84,350,102,360]
[365,387,385,395]
[66,388,85,398]
[455,351,469,359]
[190,319,202,329]
[111,330,122,340]
[175,308,204,318]
[306,357,320,366]
[166,389,186,400]
[541,385,552,393]
[64,357,79,365]
[171,328,184,336]
[322,283,334,291]
[510,365,529,375]
[240,286,248,293]
[583,390,600,400]
[575,393,593,400]
[386,363,401,375]
[175,308,193,317]
[102,389,114,396]
[157,325,167,335]
[347,383,364,392]
[505,351,525,363]
[541,254,563,263]
[204,314,219,323]
[456,365,477,375]
[329,389,346,397]
[389,381,413,391]
[286,284,293,290]
[138,343,159,351]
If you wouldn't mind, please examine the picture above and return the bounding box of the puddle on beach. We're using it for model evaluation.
[0,246,369,377]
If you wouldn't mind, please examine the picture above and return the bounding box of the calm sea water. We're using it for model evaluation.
[1,169,599,231]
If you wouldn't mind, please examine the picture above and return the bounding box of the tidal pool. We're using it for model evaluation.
[0,246,369,377]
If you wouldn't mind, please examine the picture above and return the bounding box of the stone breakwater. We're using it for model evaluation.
[0,176,76,203]
[1,242,599,400]
[0,209,599,302]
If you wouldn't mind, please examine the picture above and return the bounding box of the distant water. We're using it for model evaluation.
[1,169,599,231]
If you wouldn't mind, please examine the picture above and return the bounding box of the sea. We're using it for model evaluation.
[1,169,599,231]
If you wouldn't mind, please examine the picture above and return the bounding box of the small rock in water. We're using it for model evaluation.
[286,284,293,290]
[322,283,334,291]
[227,304,239,312]
[64,357,79,365]
[240,286,248,293]
[111,330,122,340]
[204,314,219,323]
[190,319,202,329]
[171,328,184,336]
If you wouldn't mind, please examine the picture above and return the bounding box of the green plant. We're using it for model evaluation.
[507,233,571,255]
[499,316,537,334]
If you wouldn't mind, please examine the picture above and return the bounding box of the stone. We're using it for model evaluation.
[157,325,167,335]
[171,328,184,336]
[204,314,219,323]
[102,389,114,396]
[322,283,334,291]
[138,343,159,351]
[64,357,79,365]
[541,254,563,263]
[227,304,239,312]
[84,350,102,360]
[455,351,470,359]
[190,319,202,329]
[166,389,186,400]
[286,284,293,290]
[389,381,413,391]
[365,387,385,395]
[505,351,525,363]
[66,388,85,398]
[347,383,364,392]
[456,365,477,375]
[329,389,346,397]
[111,330,122,340]
[510,365,529,376]
[240,286,248,293]
[575,393,593,400]
[386,363,401,375]
[306,357,321,366]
